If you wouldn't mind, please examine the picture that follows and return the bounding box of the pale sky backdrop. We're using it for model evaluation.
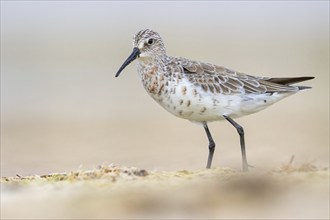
[1,1,329,176]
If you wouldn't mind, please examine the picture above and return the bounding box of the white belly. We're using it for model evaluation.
[147,78,295,123]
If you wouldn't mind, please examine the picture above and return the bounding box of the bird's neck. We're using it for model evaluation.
[137,58,167,98]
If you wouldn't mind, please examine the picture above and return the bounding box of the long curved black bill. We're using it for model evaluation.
[115,47,140,77]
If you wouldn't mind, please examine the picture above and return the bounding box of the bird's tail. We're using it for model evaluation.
[266,76,314,90]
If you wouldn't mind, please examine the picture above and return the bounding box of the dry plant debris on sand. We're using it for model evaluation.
[1,160,329,219]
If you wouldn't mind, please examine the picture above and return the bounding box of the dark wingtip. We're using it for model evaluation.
[304,76,315,80]
[298,77,314,90]
[267,76,315,85]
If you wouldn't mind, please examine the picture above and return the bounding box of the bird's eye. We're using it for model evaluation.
[147,38,154,45]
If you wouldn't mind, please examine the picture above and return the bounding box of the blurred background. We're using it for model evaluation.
[1,1,329,177]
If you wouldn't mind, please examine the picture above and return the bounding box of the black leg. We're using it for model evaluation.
[203,122,216,169]
[223,115,249,172]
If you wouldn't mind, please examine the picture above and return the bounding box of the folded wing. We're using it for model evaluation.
[175,57,311,95]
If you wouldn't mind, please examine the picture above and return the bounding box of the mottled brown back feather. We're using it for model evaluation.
[175,57,308,94]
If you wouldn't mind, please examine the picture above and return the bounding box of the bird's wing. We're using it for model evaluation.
[174,57,298,95]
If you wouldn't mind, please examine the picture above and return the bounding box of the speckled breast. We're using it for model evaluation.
[138,63,226,122]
